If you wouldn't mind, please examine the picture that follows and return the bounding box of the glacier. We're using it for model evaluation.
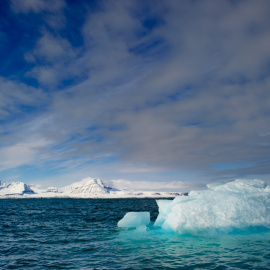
[154,179,270,235]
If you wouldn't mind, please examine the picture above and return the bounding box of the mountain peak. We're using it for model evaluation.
[0,181,34,196]
[62,177,109,196]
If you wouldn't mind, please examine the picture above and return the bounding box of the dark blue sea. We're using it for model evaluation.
[1,199,270,269]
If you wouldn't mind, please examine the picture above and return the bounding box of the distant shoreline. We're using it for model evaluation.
[0,195,177,199]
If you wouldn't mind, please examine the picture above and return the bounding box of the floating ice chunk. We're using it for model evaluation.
[155,196,194,227]
[118,212,150,228]
[155,179,270,235]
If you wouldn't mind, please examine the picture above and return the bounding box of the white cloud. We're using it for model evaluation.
[34,0,270,180]
[3,0,270,185]
[33,32,75,62]
[25,31,82,86]
[0,138,50,171]
[0,77,46,120]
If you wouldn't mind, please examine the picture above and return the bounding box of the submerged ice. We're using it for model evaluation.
[155,179,270,235]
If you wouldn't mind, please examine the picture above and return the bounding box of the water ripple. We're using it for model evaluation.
[0,198,270,269]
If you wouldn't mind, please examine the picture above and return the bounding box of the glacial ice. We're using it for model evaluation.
[154,200,174,227]
[118,212,150,228]
[154,179,270,235]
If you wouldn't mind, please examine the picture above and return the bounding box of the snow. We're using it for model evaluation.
[45,187,62,193]
[62,177,109,196]
[0,177,180,198]
[118,212,150,228]
[206,179,267,192]
[1,177,268,206]
[0,181,34,196]
[155,179,270,235]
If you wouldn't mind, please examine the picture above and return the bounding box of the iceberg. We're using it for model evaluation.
[118,212,150,228]
[154,200,174,227]
[155,179,270,235]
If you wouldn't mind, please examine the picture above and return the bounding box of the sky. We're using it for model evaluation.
[0,0,270,191]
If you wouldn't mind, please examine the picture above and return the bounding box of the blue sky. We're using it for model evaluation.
[1,0,270,190]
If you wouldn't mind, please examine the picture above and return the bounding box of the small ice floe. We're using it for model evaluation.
[117,212,150,229]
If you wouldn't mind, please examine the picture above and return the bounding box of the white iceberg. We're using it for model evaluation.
[154,200,174,227]
[118,212,150,228]
[155,179,270,235]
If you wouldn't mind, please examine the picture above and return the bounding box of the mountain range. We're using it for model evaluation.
[0,177,186,198]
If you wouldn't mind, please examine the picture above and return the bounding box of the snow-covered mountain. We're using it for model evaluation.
[0,177,183,198]
[61,177,109,196]
[0,181,34,196]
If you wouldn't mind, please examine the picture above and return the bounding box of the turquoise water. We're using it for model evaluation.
[1,199,270,269]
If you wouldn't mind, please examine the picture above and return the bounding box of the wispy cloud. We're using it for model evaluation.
[0,138,49,171]
[1,0,270,186]
[109,179,200,192]
[0,77,46,120]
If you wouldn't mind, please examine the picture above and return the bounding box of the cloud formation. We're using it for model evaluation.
[109,179,200,192]
[1,0,270,187]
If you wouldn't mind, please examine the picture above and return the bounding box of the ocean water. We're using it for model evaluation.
[1,199,270,269]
